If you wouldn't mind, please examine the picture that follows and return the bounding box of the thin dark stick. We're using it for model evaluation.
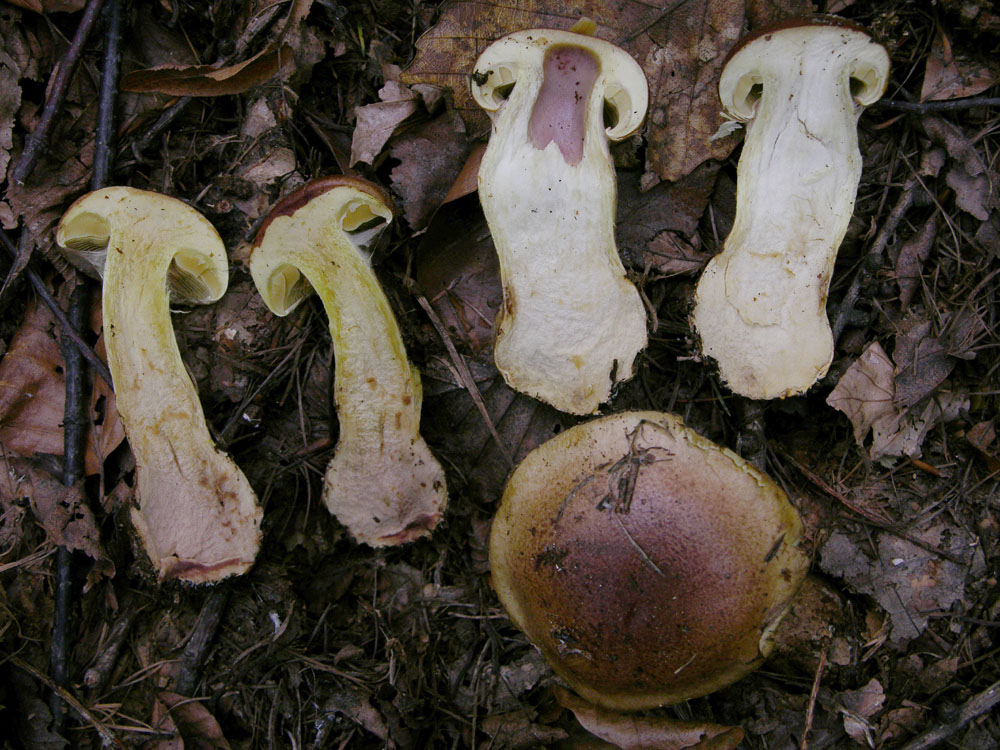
[898,681,1000,750]
[48,0,122,728]
[878,96,1000,113]
[92,0,122,189]
[831,176,918,343]
[10,0,107,185]
[175,586,231,696]
[799,643,828,750]
[0,231,112,386]
[131,96,193,156]
[49,281,88,731]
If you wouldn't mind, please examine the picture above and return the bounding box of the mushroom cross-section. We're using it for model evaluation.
[471,28,649,415]
[250,176,447,546]
[55,187,263,584]
[692,16,890,400]
[489,410,809,711]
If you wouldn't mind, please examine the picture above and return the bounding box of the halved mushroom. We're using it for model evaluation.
[471,27,649,415]
[489,410,809,711]
[250,176,447,546]
[55,187,263,583]
[692,16,890,400]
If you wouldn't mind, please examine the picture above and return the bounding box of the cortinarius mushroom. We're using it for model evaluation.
[692,17,890,400]
[250,176,447,546]
[55,187,263,583]
[489,411,809,711]
[471,27,649,415]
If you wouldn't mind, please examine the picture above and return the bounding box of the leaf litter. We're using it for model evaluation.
[0,0,999,748]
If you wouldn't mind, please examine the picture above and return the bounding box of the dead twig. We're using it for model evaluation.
[50,280,89,731]
[897,681,1000,750]
[0,230,113,386]
[799,641,828,750]
[412,288,514,469]
[84,594,144,697]
[10,0,107,184]
[774,445,968,565]
[6,654,126,749]
[175,586,231,696]
[831,176,919,342]
[92,0,123,189]
[878,96,1000,113]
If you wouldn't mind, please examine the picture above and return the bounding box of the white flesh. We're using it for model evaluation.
[693,24,889,399]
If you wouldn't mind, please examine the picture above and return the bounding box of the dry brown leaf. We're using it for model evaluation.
[4,0,84,12]
[921,117,987,176]
[416,204,501,356]
[403,0,808,182]
[122,0,313,96]
[7,457,115,582]
[946,164,997,220]
[644,231,712,275]
[350,75,419,166]
[893,317,954,408]
[389,109,471,229]
[893,215,938,310]
[556,686,744,750]
[0,18,24,191]
[0,300,124,476]
[149,692,231,750]
[442,142,486,204]
[319,687,391,745]
[920,30,1000,102]
[480,711,568,749]
[838,678,885,746]
[826,341,896,447]
[616,162,720,271]
[966,421,1000,471]
[121,42,295,97]
[819,521,984,644]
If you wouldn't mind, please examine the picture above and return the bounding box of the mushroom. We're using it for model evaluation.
[489,410,809,711]
[471,27,649,415]
[55,187,263,583]
[250,176,447,546]
[691,16,890,400]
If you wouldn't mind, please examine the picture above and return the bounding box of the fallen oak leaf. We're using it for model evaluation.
[121,0,314,97]
[121,43,295,97]
[4,0,84,12]
[0,300,124,476]
[3,455,115,584]
[402,0,808,182]
[350,72,419,167]
[920,30,1000,102]
[389,109,470,229]
[151,692,231,750]
[555,686,743,750]
[966,421,1000,472]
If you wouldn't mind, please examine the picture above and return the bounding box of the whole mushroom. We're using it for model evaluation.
[489,411,809,712]
[250,176,447,546]
[471,25,649,415]
[692,16,890,400]
[55,187,263,584]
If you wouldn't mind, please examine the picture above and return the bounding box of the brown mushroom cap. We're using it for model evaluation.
[489,411,809,711]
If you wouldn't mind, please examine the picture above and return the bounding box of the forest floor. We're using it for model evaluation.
[0,0,998,748]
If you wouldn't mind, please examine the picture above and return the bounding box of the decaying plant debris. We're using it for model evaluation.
[0,0,998,748]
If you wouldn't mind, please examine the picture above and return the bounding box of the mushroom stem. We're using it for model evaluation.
[692,18,889,399]
[473,29,649,415]
[251,177,447,546]
[56,187,263,583]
